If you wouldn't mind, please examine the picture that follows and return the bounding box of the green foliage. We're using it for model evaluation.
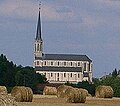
[76,81,95,95]
[112,68,118,77]
[0,54,47,93]
[92,78,100,87]
[100,77,120,97]
[15,66,47,91]
[0,54,17,87]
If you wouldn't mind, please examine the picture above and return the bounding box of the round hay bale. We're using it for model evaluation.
[26,87,33,102]
[79,88,88,96]
[57,85,72,98]
[0,86,7,95]
[43,86,57,95]
[79,88,87,103]
[95,85,113,98]
[88,93,92,97]
[11,86,33,102]
[65,87,87,103]
[0,94,17,106]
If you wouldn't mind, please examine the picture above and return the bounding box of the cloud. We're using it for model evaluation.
[56,6,72,13]
[92,0,120,9]
[0,0,75,22]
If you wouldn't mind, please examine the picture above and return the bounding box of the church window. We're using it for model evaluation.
[64,73,66,77]
[64,62,66,66]
[78,62,80,66]
[37,61,39,65]
[84,63,86,71]
[71,73,72,77]
[51,61,53,65]
[78,74,80,78]
[57,73,59,77]
[88,63,91,71]
[51,73,53,77]
[44,61,47,65]
[58,62,59,66]
[70,62,73,66]
[37,44,39,51]
[40,43,42,51]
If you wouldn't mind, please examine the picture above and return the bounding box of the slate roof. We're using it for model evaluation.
[35,54,92,62]
[35,66,82,72]
[36,8,42,40]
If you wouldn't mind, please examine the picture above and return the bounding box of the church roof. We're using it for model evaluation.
[35,66,82,72]
[35,6,42,40]
[36,54,92,62]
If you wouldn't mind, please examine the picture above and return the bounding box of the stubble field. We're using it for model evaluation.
[17,95,120,106]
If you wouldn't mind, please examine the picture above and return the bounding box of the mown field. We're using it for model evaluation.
[17,95,120,106]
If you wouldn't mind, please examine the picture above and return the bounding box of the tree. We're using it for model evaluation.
[15,66,47,92]
[0,54,16,87]
[100,77,120,97]
[118,70,120,75]
[112,68,118,77]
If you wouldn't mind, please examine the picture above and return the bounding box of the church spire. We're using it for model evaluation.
[36,3,42,40]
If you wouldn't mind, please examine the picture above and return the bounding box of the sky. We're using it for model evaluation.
[0,0,120,78]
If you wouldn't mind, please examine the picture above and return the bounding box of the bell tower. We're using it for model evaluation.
[34,3,43,59]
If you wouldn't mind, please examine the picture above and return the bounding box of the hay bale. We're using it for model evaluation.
[0,94,17,106]
[26,87,33,102]
[79,88,87,103]
[0,86,7,95]
[88,93,92,97]
[43,86,57,95]
[57,85,72,98]
[79,88,88,96]
[95,85,113,98]
[65,87,87,103]
[11,86,33,102]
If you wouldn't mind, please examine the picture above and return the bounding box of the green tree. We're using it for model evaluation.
[100,77,120,97]
[15,66,47,92]
[0,54,16,87]
[112,68,118,77]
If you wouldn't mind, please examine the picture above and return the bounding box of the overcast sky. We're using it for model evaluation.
[0,0,120,77]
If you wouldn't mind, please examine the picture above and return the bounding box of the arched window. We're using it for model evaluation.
[78,74,80,78]
[58,62,59,66]
[37,44,39,51]
[51,61,53,65]
[78,62,80,66]
[37,61,39,65]
[64,73,66,77]
[84,63,86,71]
[64,62,66,66]
[70,62,72,66]
[44,61,47,65]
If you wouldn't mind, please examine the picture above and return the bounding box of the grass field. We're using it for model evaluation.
[17,95,120,106]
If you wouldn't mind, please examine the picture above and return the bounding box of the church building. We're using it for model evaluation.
[34,6,93,84]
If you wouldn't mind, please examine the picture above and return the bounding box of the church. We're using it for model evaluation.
[34,6,93,84]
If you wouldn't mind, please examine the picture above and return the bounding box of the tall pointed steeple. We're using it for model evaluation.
[36,3,42,40]
[34,2,43,59]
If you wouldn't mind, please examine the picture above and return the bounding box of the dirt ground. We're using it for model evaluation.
[17,95,120,106]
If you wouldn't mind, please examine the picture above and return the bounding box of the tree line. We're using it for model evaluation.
[1,54,120,97]
[65,68,120,97]
[0,54,47,93]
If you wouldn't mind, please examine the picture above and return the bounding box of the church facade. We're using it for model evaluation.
[34,7,93,84]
